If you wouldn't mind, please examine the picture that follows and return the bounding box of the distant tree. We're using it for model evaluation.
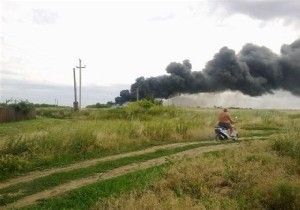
[33,103,57,108]
[8,100,34,114]
[106,101,115,106]
[86,102,110,108]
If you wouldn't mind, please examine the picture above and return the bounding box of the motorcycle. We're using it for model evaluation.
[214,124,238,141]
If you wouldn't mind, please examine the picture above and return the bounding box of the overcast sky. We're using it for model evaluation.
[1,0,300,108]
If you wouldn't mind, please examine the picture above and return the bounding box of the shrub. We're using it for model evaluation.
[1,136,37,158]
[36,108,73,119]
[271,132,300,163]
[0,154,31,174]
[8,101,34,115]
[86,101,179,121]
[263,181,300,210]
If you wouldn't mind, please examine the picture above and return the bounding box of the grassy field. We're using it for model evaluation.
[0,100,299,209]
[0,101,219,179]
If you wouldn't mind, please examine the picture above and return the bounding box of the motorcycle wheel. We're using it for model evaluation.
[215,134,222,141]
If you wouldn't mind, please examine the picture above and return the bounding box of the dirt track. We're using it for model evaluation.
[3,142,239,209]
[0,141,209,190]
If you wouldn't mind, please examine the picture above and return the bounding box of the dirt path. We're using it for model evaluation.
[4,143,239,209]
[0,141,216,190]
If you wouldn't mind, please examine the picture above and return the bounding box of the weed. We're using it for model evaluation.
[66,127,98,154]
[176,121,188,138]
[143,123,172,141]
[1,136,34,157]
[271,132,300,163]
[263,181,300,210]
[36,107,73,119]
[0,154,31,174]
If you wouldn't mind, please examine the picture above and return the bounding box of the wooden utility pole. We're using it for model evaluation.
[76,59,86,109]
[73,68,78,110]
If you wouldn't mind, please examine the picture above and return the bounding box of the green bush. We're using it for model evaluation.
[271,133,300,163]
[8,101,34,114]
[264,181,300,210]
[86,101,179,121]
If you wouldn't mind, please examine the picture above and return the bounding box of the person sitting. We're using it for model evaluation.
[218,108,235,136]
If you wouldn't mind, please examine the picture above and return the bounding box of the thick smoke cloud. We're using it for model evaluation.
[280,39,300,95]
[120,39,300,102]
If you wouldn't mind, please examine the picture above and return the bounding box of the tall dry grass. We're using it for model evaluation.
[92,139,300,210]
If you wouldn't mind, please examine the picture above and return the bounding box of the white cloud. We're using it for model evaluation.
[213,0,300,21]
[1,1,300,107]
[31,8,58,24]
[0,78,129,106]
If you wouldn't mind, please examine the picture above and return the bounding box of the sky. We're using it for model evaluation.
[1,0,300,108]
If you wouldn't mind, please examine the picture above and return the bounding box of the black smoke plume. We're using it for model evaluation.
[117,39,300,103]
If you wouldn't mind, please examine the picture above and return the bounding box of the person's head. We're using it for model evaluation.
[223,108,228,112]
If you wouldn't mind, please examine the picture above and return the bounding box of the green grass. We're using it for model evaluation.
[240,129,276,137]
[1,105,299,209]
[21,166,165,210]
[288,113,300,119]
[271,132,300,164]
[0,141,222,206]
[1,106,211,177]
[0,134,213,182]
[264,181,300,210]
[2,106,297,179]
[0,117,65,138]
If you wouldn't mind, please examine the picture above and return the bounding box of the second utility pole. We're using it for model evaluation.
[76,59,86,109]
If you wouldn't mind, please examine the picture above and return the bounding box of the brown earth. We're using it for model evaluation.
[3,142,239,209]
